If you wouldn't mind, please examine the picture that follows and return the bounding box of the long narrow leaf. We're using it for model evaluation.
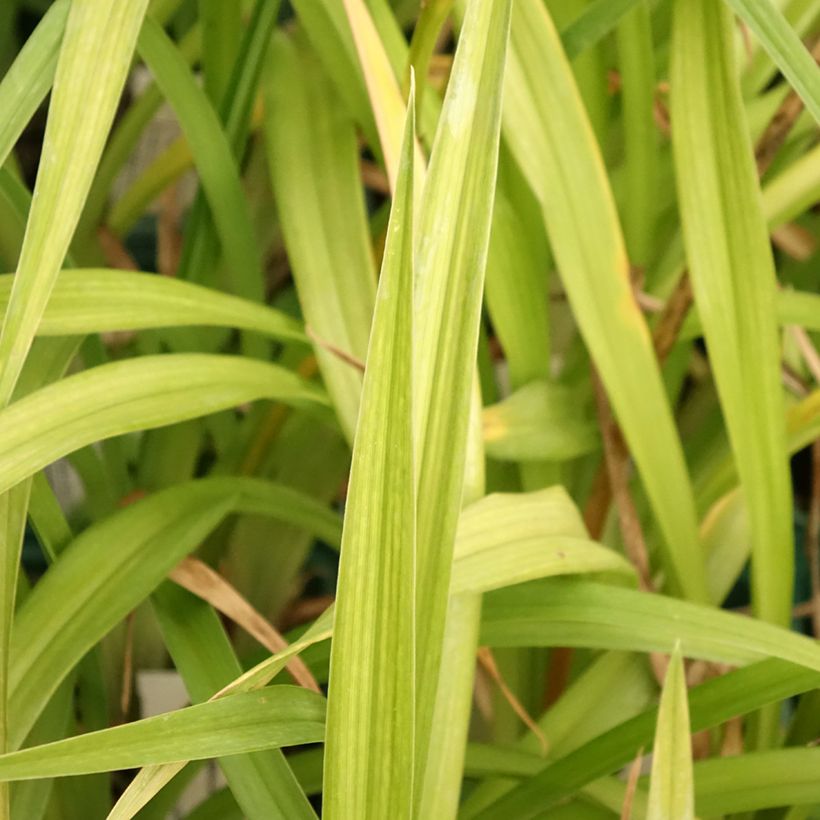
[671,0,793,625]
[411,0,512,786]
[724,0,820,123]
[0,354,329,497]
[647,644,694,819]
[0,688,325,781]
[0,270,304,342]
[0,0,149,403]
[502,0,707,601]
[323,93,416,820]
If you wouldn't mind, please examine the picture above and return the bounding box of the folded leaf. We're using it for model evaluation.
[647,644,694,820]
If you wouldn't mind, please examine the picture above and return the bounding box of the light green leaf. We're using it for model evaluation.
[8,477,338,748]
[647,644,694,820]
[341,0,413,191]
[452,488,634,594]
[136,16,265,311]
[724,0,820,123]
[694,747,820,815]
[481,578,820,674]
[560,0,644,60]
[150,583,316,820]
[671,0,792,625]
[0,0,68,169]
[0,0,149,404]
[502,0,707,602]
[323,92,416,820]
[484,153,552,390]
[0,354,329,497]
[411,0,512,786]
[0,270,305,342]
[264,31,376,441]
[0,688,325,781]
[482,380,598,463]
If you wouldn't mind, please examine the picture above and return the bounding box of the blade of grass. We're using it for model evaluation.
[480,578,820,671]
[724,0,820,123]
[0,270,305,342]
[411,0,512,792]
[615,0,657,268]
[646,644,694,820]
[472,656,820,818]
[0,688,326,781]
[323,91,416,820]
[671,0,793,626]
[264,31,376,441]
[0,354,329,496]
[8,477,338,747]
[0,0,149,403]
[502,0,708,602]
[560,0,645,60]
[135,16,266,334]
[150,583,317,820]
[0,0,68,170]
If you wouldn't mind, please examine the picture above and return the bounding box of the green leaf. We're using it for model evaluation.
[483,153,552,390]
[0,0,68,169]
[411,0,512,787]
[136,16,265,312]
[452,488,634,594]
[0,354,329,497]
[151,583,316,820]
[472,656,820,819]
[724,0,820,123]
[481,578,820,672]
[502,0,707,602]
[482,380,598,463]
[323,90,416,820]
[559,0,644,59]
[671,0,793,625]
[8,477,338,748]
[0,0,149,404]
[647,644,694,820]
[0,688,325,781]
[0,270,305,343]
[340,0,413,191]
[264,31,376,441]
[694,747,820,815]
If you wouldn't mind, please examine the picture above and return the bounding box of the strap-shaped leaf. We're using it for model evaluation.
[0,688,325,781]
[0,0,68,169]
[502,0,707,602]
[671,0,793,625]
[323,91,416,820]
[724,0,820,123]
[0,354,329,497]
[0,270,304,342]
[136,17,265,311]
[412,0,512,781]
[481,578,820,672]
[150,583,317,820]
[265,31,376,441]
[8,477,338,748]
[0,0,149,404]
[647,644,694,820]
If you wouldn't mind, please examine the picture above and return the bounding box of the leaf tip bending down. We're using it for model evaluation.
[323,90,417,819]
[647,642,694,820]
